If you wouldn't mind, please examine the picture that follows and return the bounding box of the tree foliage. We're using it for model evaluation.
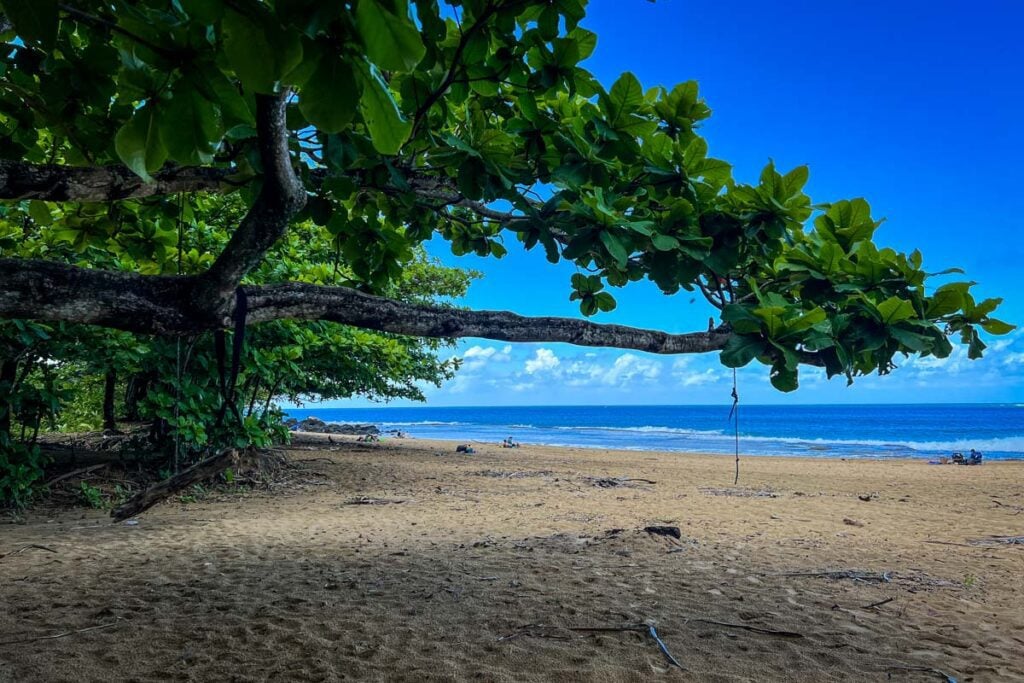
[0,0,1013,504]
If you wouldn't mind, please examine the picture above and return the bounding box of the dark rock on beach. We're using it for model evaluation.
[294,417,379,435]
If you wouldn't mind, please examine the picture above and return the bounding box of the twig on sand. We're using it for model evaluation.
[886,663,958,683]
[497,623,684,669]
[990,499,1023,514]
[923,540,980,549]
[0,619,123,646]
[766,570,892,583]
[588,477,657,488]
[973,535,1024,546]
[342,497,406,505]
[861,597,895,610]
[0,544,57,561]
[44,464,107,487]
[687,619,803,639]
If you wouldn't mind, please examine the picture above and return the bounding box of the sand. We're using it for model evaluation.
[1,435,1022,682]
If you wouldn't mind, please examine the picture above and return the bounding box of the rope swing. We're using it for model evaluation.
[728,368,740,485]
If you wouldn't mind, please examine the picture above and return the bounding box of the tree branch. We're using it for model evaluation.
[246,283,732,355]
[196,91,306,305]
[0,160,229,202]
[0,258,732,356]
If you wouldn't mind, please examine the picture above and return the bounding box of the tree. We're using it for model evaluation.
[0,188,472,503]
[0,1,1011,392]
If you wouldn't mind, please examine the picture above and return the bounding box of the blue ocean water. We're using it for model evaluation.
[284,404,1024,461]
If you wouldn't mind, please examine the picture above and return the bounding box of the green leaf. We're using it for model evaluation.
[890,327,932,352]
[720,334,767,368]
[28,200,52,226]
[115,104,168,181]
[769,362,798,392]
[222,9,303,94]
[980,318,1015,335]
[160,89,222,165]
[650,234,679,251]
[355,0,426,72]
[594,291,616,312]
[876,296,915,324]
[180,0,223,23]
[599,231,628,266]
[356,61,412,154]
[603,72,643,128]
[721,304,762,334]
[1,0,58,47]
[927,285,963,317]
[299,55,358,133]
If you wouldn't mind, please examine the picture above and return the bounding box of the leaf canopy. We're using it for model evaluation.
[0,0,1012,395]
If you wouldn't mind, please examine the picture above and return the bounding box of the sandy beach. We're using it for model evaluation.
[1,435,1022,682]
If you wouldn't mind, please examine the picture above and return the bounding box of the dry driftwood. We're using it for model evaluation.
[687,618,803,638]
[0,619,123,646]
[110,449,237,521]
[767,569,892,583]
[0,544,57,561]
[342,496,406,506]
[498,623,683,669]
[886,663,958,683]
[44,463,108,487]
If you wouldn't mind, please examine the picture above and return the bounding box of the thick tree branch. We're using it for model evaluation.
[0,160,229,202]
[197,92,306,305]
[0,258,732,356]
[246,283,732,355]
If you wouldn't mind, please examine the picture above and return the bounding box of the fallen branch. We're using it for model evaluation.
[767,570,892,583]
[44,464,107,487]
[861,597,895,610]
[972,535,1024,546]
[923,540,979,549]
[110,449,237,521]
[687,619,803,639]
[886,663,958,683]
[497,623,683,669]
[0,619,123,646]
[0,544,57,561]
[589,477,657,488]
[342,497,406,506]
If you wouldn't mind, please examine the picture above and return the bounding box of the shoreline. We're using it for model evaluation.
[291,430,1024,463]
[285,403,1024,461]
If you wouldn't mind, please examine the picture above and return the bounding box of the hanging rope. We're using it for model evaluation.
[173,193,185,472]
[213,288,248,430]
[727,368,740,485]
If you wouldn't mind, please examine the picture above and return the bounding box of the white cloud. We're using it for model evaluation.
[460,344,512,371]
[671,356,724,387]
[600,353,661,386]
[1004,352,1024,367]
[525,348,560,374]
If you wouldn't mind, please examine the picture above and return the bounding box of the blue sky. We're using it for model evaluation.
[323,0,1024,408]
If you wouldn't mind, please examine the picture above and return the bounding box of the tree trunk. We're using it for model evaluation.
[123,372,152,422]
[0,358,15,437]
[102,369,117,431]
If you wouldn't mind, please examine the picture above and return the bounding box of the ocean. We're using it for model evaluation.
[284,404,1024,461]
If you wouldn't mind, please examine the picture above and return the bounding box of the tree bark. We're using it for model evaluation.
[0,358,15,437]
[110,448,238,521]
[0,258,735,356]
[194,92,306,307]
[102,369,117,431]
[0,159,228,202]
[123,372,152,422]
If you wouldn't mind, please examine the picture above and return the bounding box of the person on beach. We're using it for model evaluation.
[969,449,983,465]
[502,436,520,448]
